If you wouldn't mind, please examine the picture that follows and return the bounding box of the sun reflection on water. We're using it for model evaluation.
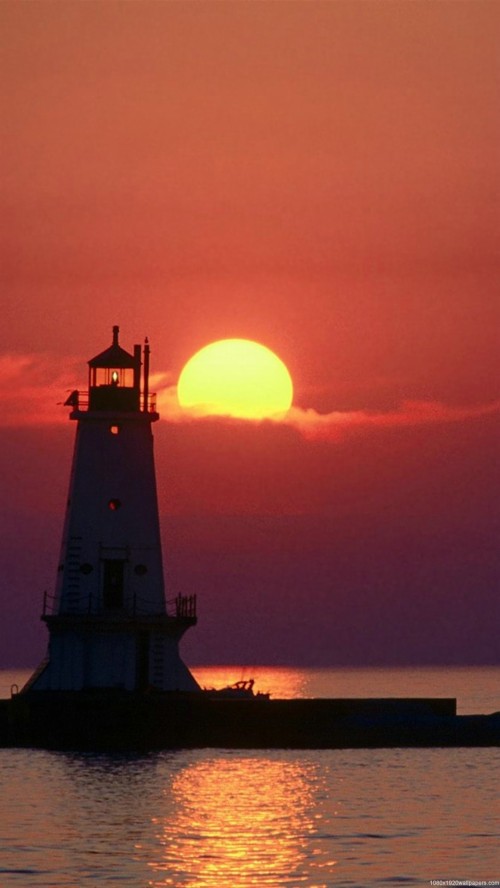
[147,754,333,887]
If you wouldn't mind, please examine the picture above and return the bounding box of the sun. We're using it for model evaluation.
[177,339,293,420]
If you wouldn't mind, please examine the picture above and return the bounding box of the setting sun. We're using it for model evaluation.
[177,339,293,419]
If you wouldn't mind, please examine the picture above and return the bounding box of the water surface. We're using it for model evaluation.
[1,746,499,887]
[1,666,499,887]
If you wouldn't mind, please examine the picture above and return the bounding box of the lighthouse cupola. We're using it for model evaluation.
[25,327,199,695]
[88,325,142,413]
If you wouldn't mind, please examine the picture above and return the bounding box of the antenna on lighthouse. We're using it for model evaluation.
[143,337,150,413]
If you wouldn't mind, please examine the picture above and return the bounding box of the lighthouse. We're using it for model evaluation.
[26,327,199,694]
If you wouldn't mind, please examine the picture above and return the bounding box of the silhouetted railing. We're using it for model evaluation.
[65,391,157,413]
[172,594,197,619]
[42,589,196,620]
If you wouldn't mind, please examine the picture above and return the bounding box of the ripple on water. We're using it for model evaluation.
[0,746,499,887]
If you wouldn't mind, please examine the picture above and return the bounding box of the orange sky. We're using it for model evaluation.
[1,1,499,667]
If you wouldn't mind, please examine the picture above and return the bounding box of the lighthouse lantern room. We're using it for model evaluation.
[26,327,199,694]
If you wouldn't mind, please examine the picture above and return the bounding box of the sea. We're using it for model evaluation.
[0,665,499,888]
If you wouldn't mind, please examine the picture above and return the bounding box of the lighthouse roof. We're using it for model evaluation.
[88,326,137,369]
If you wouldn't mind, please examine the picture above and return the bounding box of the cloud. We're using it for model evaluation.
[156,381,500,439]
[2,353,498,437]
[283,399,500,440]
[0,353,81,426]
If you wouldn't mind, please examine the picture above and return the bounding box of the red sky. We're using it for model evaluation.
[1,1,499,667]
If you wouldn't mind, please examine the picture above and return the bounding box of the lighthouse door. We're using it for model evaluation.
[102,559,125,609]
[136,632,150,690]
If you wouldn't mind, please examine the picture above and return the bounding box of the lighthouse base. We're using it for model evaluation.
[29,612,200,693]
[2,691,499,750]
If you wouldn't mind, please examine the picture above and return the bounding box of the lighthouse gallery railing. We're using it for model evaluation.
[66,391,158,413]
[42,590,196,620]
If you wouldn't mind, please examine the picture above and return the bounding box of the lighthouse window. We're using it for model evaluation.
[108,498,122,511]
[80,563,93,575]
[109,425,120,435]
[103,559,125,609]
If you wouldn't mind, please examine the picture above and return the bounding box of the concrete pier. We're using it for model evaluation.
[2,691,498,751]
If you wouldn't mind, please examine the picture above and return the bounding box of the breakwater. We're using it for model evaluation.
[1,691,499,750]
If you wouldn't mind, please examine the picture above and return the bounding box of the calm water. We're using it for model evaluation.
[1,667,499,888]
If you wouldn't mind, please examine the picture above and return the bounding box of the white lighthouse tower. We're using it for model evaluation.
[27,327,199,693]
